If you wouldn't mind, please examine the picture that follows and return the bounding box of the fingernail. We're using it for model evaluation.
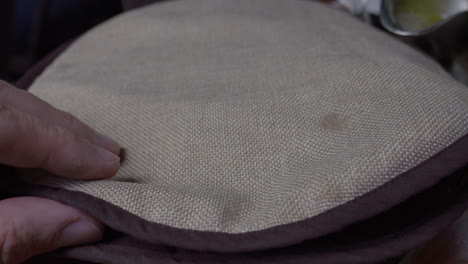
[95,145,120,164]
[58,220,103,247]
[95,133,120,154]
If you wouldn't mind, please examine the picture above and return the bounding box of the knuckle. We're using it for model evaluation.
[40,124,89,175]
[46,122,67,140]
[37,125,67,168]
[71,159,87,174]
[43,121,71,146]
[58,111,93,139]
[0,104,18,128]
[60,111,78,127]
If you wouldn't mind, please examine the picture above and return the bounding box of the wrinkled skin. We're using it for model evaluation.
[0,80,120,264]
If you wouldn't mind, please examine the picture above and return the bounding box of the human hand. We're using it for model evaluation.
[0,80,121,264]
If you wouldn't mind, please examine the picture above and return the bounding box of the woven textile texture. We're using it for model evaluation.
[22,0,468,233]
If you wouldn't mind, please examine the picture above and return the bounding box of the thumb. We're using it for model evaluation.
[0,197,104,264]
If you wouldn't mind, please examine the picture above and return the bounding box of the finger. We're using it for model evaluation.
[0,197,104,264]
[0,104,120,180]
[0,80,120,155]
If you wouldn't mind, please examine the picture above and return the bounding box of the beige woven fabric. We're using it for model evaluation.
[23,0,468,233]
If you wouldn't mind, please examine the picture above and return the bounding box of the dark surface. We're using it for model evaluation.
[0,0,15,80]
[403,210,468,263]
[24,255,98,264]
[121,0,166,10]
[1,0,172,82]
[0,0,122,82]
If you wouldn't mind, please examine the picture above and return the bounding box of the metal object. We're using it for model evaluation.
[380,0,468,85]
[380,0,468,35]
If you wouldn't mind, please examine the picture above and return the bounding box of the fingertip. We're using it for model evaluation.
[56,219,104,248]
[95,145,120,165]
[94,158,121,180]
[85,145,120,180]
[94,133,121,156]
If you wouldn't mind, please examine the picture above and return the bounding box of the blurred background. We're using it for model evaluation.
[0,0,335,84]
[0,0,126,82]
[1,0,466,85]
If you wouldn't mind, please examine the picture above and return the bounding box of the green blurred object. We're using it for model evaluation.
[380,0,468,86]
[393,0,444,31]
[382,0,468,34]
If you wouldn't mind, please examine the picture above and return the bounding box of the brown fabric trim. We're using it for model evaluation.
[121,0,165,10]
[15,40,74,90]
[20,165,468,264]
[9,134,468,253]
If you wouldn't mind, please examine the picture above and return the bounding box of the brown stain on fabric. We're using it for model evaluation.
[320,113,349,131]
